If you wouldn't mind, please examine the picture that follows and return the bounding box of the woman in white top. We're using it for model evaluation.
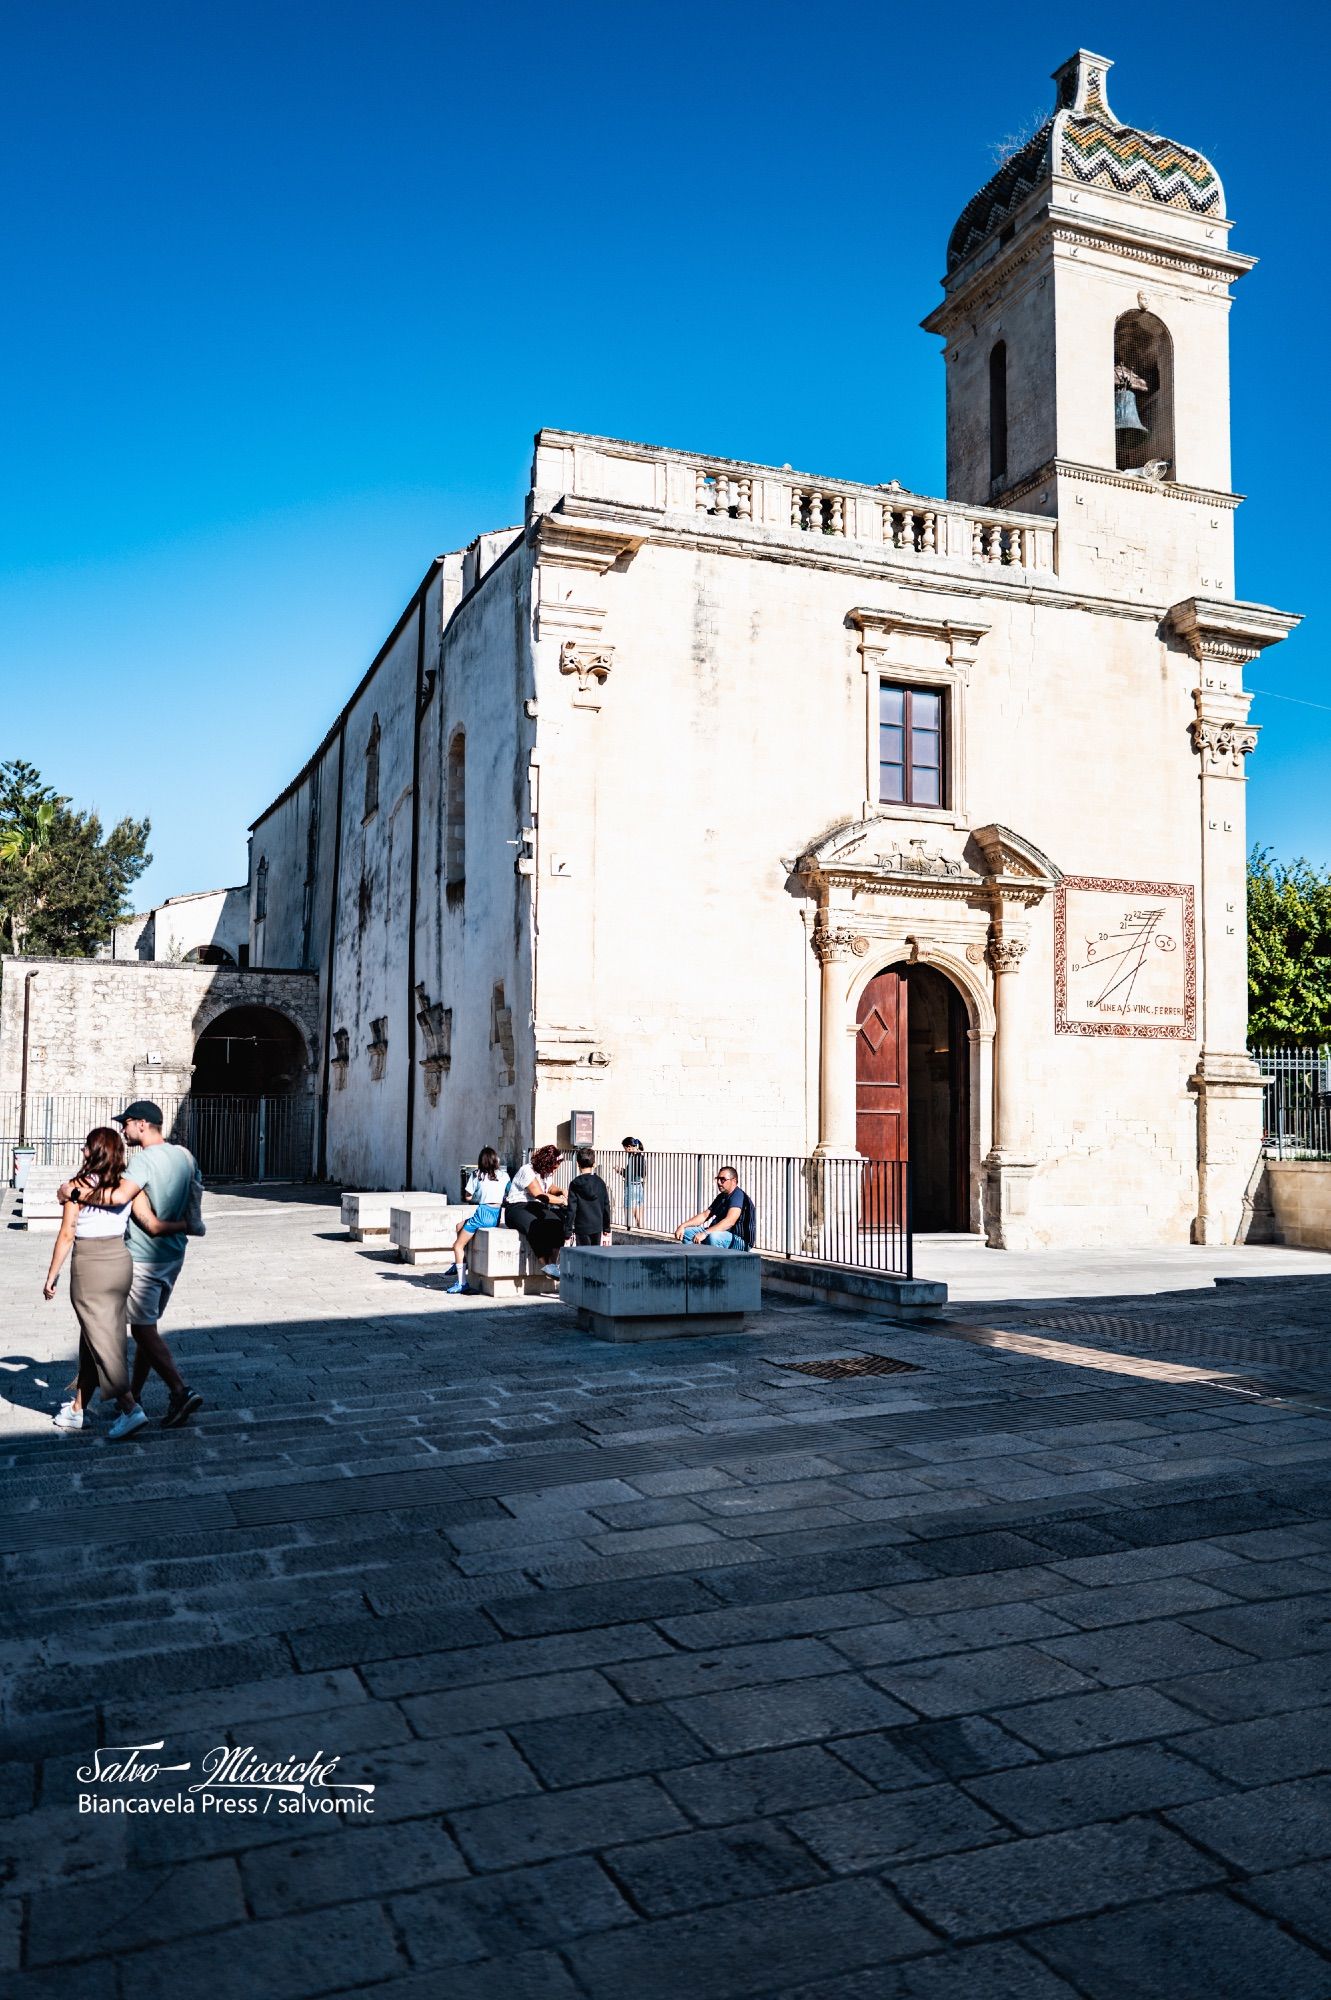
[43,1127,187,1440]
[443,1146,508,1296]
[504,1144,568,1275]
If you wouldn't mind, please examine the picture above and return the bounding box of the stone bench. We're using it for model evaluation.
[389,1204,473,1263]
[340,1191,453,1241]
[470,1227,558,1298]
[20,1194,63,1232]
[559,1243,761,1341]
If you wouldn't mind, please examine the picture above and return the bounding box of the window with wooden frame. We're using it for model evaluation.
[878,683,945,808]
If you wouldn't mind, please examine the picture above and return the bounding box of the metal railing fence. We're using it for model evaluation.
[548,1146,913,1278]
[3,1093,316,1183]
[1254,1047,1331,1160]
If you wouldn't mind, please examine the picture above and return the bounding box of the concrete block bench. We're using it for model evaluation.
[559,1243,761,1341]
[470,1227,558,1298]
[20,1193,63,1232]
[389,1204,472,1263]
[340,1191,453,1241]
[20,1171,65,1229]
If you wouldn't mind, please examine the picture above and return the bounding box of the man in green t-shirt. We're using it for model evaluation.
[118,1103,204,1427]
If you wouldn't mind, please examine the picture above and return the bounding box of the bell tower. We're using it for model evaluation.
[924,50,1251,601]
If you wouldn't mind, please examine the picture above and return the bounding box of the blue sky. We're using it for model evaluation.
[3,0,1327,906]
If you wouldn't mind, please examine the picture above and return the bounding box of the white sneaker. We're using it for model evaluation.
[53,1402,84,1432]
[108,1406,148,1442]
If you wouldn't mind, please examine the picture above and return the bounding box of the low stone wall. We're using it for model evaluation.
[0,957,320,1099]
[1266,1159,1331,1251]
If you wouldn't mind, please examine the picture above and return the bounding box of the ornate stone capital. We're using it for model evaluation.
[986,933,1027,974]
[559,641,614,694]
[1190,713,1258,776]
[812,915,870,965]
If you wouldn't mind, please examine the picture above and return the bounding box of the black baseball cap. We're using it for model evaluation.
[114,1101,164,1127]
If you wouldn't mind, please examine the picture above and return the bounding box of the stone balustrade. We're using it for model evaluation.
[533,430,1056,576]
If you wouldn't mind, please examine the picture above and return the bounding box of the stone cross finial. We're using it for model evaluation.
[1051,49,1116,121]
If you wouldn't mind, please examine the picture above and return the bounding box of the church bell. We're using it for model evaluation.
[1114,363,1149,438]
[1114,387,1148,437]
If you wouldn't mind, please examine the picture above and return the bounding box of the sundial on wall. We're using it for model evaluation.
[1054,876,1196,1039]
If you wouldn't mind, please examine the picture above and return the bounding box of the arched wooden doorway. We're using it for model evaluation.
[856,963,970,1231]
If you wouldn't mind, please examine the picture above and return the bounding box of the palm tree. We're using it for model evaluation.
[0,798,55,954]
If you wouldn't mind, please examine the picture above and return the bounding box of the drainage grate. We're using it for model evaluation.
[771,1354,922,1380]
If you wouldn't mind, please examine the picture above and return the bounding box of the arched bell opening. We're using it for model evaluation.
[1114,310,1175,474]
[856,961,972,1233]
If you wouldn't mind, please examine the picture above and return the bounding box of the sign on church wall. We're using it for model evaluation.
[1053,877,1196,1039]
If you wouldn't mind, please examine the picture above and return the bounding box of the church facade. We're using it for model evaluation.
[246,50,1298,1247]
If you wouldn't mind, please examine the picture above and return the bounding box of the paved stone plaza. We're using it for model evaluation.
[7,1194,1331,1997]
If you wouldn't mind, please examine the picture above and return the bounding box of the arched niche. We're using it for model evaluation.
[1114,310,1175,474]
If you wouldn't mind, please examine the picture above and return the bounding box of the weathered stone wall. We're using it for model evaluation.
[1266,1161,1331,1252]
[247,533,531,1194]
[0,959,320,1102]
[111,887,249,964]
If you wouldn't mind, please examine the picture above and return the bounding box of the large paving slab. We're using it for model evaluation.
[4,1185,1331,1994]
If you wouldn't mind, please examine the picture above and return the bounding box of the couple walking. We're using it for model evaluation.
[42,1102,204,1438]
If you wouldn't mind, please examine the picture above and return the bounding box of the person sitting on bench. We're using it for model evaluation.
[673,1166,755,1252]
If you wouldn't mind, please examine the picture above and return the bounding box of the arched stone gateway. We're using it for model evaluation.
[797,816,1060,1245]
[191,1005,308,1096]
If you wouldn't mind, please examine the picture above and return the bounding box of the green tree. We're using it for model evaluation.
[1248,846,1331,1044]
[0,760,151,959]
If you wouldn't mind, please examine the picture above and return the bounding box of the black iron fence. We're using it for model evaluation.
[1255,1047,1331,1159]
[550,1147,913,1278]
[3,1093,316,1183]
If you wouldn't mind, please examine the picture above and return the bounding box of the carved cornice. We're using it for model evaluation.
[530,515,644,574]
[1047,219,1252,284]
[531,514,643,643]
[849,606,990,668]
[972,823,1062,911]
[924,212,1251,337]
[1167,596,1302,668]
[999,459,1241,511]
[800,819,977,898]
[796,816,1060,912]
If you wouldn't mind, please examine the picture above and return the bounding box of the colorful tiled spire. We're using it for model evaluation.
[947,51,1224,274]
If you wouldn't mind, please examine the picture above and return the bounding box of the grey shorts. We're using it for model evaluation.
[127,1265,177,1327]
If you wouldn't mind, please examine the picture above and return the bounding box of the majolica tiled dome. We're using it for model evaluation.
[947,51,1224,273]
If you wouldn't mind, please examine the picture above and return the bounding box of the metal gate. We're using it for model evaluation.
[2,1093,316,1183]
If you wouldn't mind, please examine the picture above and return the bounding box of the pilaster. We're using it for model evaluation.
[1167,596,1300,1242]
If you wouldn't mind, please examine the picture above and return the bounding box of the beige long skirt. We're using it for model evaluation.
[69,1237,133,1401]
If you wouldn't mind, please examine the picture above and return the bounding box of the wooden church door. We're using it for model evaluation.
[856,968,908,1220]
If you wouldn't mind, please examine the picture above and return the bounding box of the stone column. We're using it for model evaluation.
[812,910,862,1157]
[1188,693,1263,1244]
[984,929,1038,1248]
[1167,598,1300,1245]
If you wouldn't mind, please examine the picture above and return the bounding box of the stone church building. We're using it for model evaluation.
[7,50,1294,1249]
